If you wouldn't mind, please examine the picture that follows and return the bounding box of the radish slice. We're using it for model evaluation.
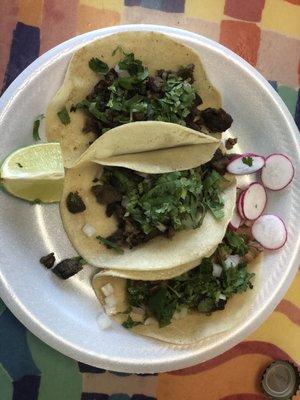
[242,183,267,220]
[261,154,294,191]
[227,153,265,175]
[252,215,287,250]
[237,191,246,219]
[229,207,242,229]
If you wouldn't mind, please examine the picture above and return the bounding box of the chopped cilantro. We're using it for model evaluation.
[71,52,200,136]
[96,235,124,254]
[102,167,221,236]
[222,264,254,296]
[112,45,124,56]
[117,52,144,75]
[98,166,226,250]
[29,199,41,205]
[72,256,87,266]
[124,239,255,328]
[147,286,177,327]
[57,107,70,125]
[127,281,150,307]
[16,162,23,168]
[122,315,142,329]
[225,230,249,256]
[203,170,225,220]
[89,57,109,74]
[32,114,44,141]
[242,156,253,167]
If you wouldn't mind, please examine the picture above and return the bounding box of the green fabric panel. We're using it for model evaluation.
[0,363,13,400]
[278,85,297,117]
[27,332,82,400]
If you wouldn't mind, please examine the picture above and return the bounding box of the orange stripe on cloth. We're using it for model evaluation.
[220,20,261,66]
[276,299,300,325]
[77,4,120,34]
[220,395,266,400]
[18,0,43,28]
[0,0,18,90]
[40,0,78,54]
[170,341,297,376]
[157,353,275,400]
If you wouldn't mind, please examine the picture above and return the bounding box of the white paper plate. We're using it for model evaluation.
[0,25,299,373]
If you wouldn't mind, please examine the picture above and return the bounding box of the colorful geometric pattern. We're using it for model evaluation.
[0,1,299,399]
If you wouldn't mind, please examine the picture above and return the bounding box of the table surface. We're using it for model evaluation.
[0,1,299,399]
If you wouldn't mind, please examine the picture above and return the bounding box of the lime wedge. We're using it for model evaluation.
[1,143,64,203]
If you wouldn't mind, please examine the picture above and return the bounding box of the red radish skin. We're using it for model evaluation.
[227,153,265,175]
[229,208,242,230]
[261,153,294,191]
[237,191,246,219]
[252,215,287,250]
[241,182,267,220]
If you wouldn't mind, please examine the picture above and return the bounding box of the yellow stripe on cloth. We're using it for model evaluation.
[249,312,300,363]
[261,0,300,38]
[79,0,123,12]
[185,0,226,23]
[18,0,43,27]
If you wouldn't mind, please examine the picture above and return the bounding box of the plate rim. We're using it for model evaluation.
[0,24,299,373]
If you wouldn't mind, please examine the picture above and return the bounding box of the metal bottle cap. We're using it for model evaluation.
[261,360,300,399]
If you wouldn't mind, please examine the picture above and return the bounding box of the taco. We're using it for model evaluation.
[92,229,263,344]
[45,31,232,167]
[60,121,237,271]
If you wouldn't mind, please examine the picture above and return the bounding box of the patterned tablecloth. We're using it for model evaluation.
[0,1,299,399]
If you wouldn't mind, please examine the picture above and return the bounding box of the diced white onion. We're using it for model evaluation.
[219,293,226,301]
[101,283,114,297]
[114,64,130,77]
[130,312,144,323]
[173,307,188,320]
[131,306,145,315]
[224,255,240,269]
[105,294,117,307]
[97,313,112,330]
[104,304,117,315]
[82,223,97,238]
[212,263,222,278]
[144,317,157,326]
[156,223,167,232]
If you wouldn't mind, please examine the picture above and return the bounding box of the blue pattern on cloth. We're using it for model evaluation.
[2,22,40,94]
[0,309,40,380]
[124,0,185,13]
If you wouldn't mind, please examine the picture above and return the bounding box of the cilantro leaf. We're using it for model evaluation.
[122,316,142,329]
[72,256,87,266]
[117,52,144,75]
[32,114,44,141]
[124,229,255,328]
[96,235,124,254]
[112,45,125,56]
[197,298,216,314]
[103,167,207,236]
[225,231,249,256]
[222,265,254,296]
[57,107,70,125]
[127,280,150,307]
[29,199,42,205]
[117,76,135,90]
[147,286,177,327]
[242,156,253,167]
[89,57,109,74]
[203,170,225,220]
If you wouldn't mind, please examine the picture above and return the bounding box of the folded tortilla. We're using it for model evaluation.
[45,31,221,167]
[60,122,236,271]
[92,255,262,345]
